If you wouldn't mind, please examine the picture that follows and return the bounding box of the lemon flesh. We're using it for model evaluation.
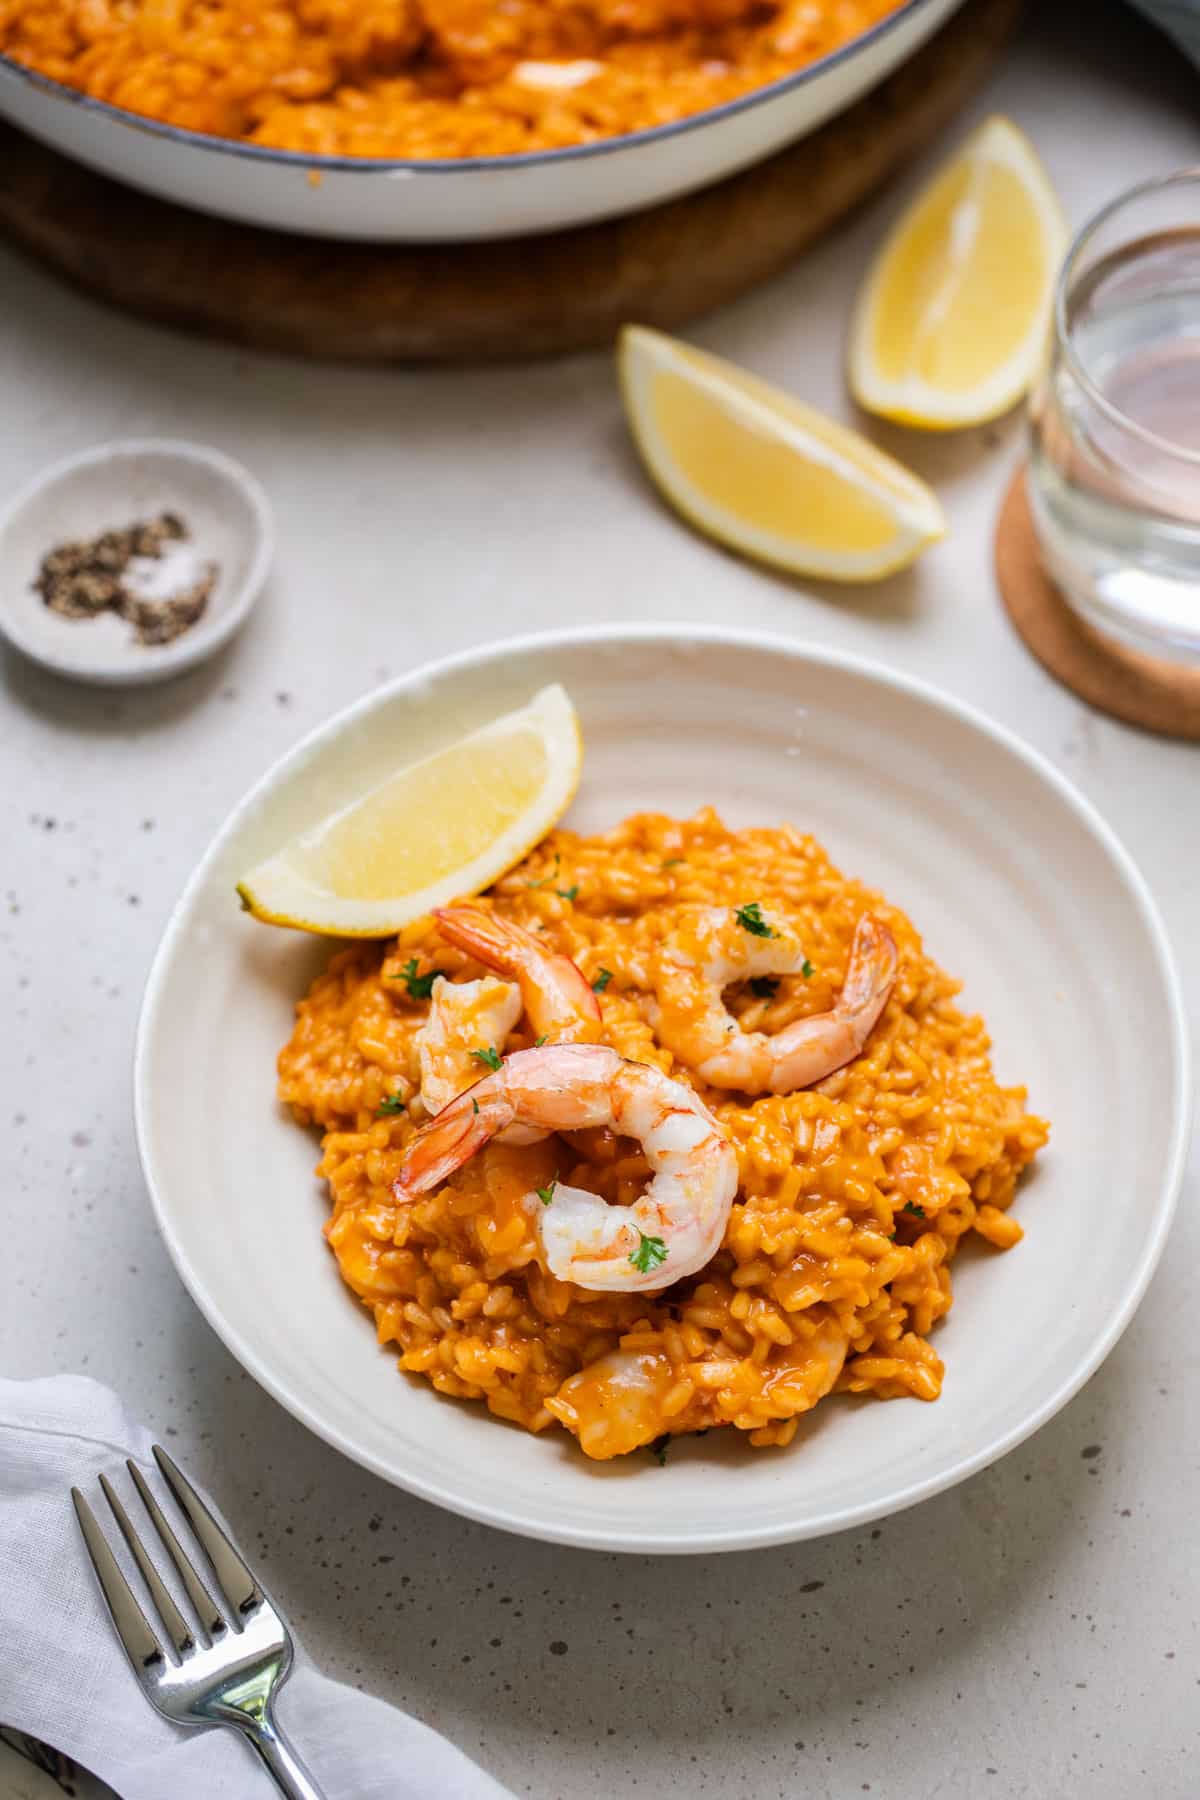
[237,683,581,936]
[619,325,944,581]
[850,115,1068,428]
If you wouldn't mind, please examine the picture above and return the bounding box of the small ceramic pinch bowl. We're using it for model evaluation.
[0,438,273,686]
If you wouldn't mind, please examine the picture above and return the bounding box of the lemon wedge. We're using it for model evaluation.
[619,324,944,581]
[849,115,1068,429]
[237,683,582,936]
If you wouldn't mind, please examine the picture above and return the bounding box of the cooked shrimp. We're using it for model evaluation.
[551,1348,677,1459]
[434,904,602,1044]
[652,907,898,1094]
[414,904,600,1127]
[550,1319,848,1459]
[762,1318,849,1410]
[394,1043,738,1293]
[418,974,522,1117]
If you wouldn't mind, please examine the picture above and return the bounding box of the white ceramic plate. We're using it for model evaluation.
[135,628,1190,1553]
[0,0,961,241]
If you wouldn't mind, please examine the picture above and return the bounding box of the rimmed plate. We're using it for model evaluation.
[135,627,1190,1553]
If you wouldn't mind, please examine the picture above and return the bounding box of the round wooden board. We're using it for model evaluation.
[996,465,1200,741]
[0,0,1020,363]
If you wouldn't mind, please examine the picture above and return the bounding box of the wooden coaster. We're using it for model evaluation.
[0,0,1020,364]
[996,466,1200,741]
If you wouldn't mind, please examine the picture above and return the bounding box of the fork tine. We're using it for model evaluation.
[152,1445,262,1625]
[127,1461,226,1641]
[72,1488,165,1673]
[99,1473,194,1658]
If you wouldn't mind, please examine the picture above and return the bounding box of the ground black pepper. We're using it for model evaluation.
[33,512,217,647]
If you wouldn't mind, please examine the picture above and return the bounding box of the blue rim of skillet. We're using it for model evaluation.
[0,0,943,177]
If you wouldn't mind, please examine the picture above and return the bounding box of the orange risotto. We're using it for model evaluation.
[278,811,1048,1461]
[2,0,902,158]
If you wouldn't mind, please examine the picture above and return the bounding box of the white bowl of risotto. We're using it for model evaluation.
[135,627,1189,1552]
[0,0,964,240]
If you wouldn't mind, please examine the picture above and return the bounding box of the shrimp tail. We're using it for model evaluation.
[841,913,899,1022]
[693,909,899,1094]
[434,904,540,973]
[393,1077,508,1200]
[758,910,898,1093]
[435,902,601,1040]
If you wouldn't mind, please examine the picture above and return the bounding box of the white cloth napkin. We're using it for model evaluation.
[0,1374,512,1800]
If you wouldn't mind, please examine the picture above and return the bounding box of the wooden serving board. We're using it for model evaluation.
[0,0,1021,363]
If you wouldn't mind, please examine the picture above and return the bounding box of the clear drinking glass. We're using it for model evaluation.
[1028,169,1200,662]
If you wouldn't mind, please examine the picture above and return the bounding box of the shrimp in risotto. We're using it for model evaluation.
[278,809,1048,1461]
[416,905,598,1127]
[396,1043,738,1294]
[651,906,898,1093]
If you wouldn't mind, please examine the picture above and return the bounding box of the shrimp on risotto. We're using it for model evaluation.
[651,906,898,1094]
[395,1043,738,1294]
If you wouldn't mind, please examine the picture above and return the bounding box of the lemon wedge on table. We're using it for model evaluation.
[236,683,582,936]
[619,325,944,581]
[849,115,1068,429]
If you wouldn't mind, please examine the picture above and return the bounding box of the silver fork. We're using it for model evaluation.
[72,1445,325,1800]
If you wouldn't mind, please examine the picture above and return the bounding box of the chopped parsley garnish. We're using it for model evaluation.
[535,1180,557,1206]
[471,1046,503,1072]
[629,1232,668,1275]
[748,976,779,1000]
[901,1201,926,1218]
[661,858,684,869]
[376,1093,406,1117]
[592,968,614,994]
[649,1434,671,1465]
[472,1099,480,1115]
[391,958,437,1001]
[527,853,561,890]
[534,1033,549,1047]
[801,958,815,979]
[734,902,776,938]
[556,885,579,903]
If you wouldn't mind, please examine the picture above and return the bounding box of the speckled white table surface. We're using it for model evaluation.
[2,5,1198,1796]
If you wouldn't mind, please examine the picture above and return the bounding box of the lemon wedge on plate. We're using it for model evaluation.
[619,324,944,581]
[237,683,582,936]
[849,115,1068,429]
